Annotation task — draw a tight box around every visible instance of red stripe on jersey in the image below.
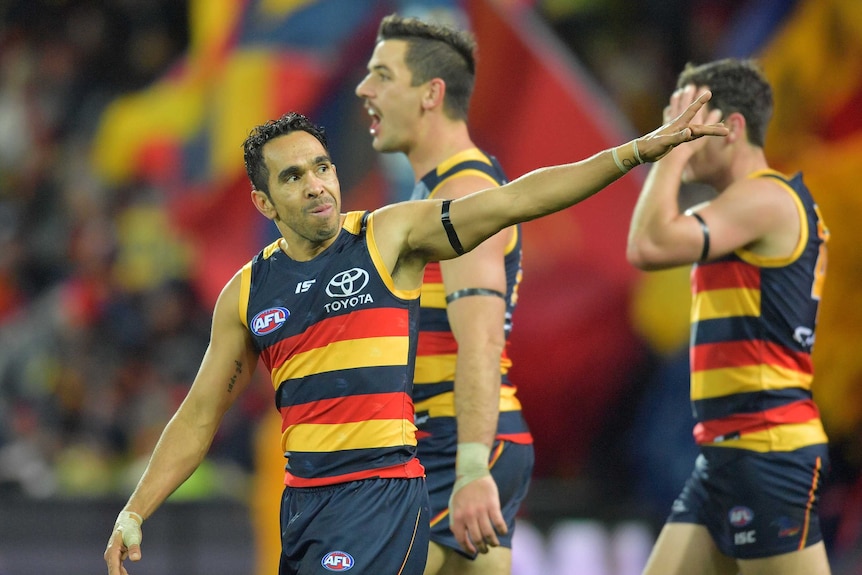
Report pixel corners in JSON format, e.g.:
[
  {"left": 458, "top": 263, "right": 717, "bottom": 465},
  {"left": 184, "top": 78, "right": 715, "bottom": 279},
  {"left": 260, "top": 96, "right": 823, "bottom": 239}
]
[
  {"left": 281, "top": 392, "right": 414, "bottom": 427},
  {"left": 692, "top": 340, "right": 814, "bottom": 374},
  {"left": 417, "top": 330, "right": 458, "bottom": 356},
  {"left": 423, "top": 263, "right": 443, "bottom": 284},
  {"left": 692, "top": 260, "right": 760, "bottom": 294},
  {"left": 261, "top": 307, "right": 409, "bottom": 369},
  {"left": 693, "top": 399, "right": 821, "bottom": 443},
  {"left": 285, "top": 458, "right": 426, "bottom": 487}
]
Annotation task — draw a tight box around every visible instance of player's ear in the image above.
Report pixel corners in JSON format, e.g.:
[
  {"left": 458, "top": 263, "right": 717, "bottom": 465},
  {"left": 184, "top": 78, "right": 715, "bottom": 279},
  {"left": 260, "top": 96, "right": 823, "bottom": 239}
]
[
  {"left": 422, "top": 78, "right": 445, "bottom": 111},
  {"left": 251, "top": 189, "right": 277, "bottom": 220},
  {"left": 725, "top": 112, "right": 746, "bottom": 143}
]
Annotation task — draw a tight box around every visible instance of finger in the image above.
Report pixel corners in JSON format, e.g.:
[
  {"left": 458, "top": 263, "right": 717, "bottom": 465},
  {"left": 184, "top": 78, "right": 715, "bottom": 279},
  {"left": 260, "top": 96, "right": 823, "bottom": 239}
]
[
  {"left": 678, "top": 90, "right": 712, "bottom": 124},
  {"left": 705, "top": 107, "right": 723, "bottom": 125},
  {"left": 452, "top": 520, "right": 476, "bottom": 555},
  {"left": 467, "top": 522, "right": 489, "bottom": 554},
  {"left": 491, "top": 509, "right": 508, "bottom": 536}
]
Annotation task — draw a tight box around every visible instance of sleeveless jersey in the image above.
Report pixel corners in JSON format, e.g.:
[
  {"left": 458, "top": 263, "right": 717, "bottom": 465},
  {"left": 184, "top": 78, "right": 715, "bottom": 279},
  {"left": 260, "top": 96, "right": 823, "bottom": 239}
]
[
  {"left": 239, "top": 211, "right": 425, "bottom": 487},
  {"left": 689, "top": 170, "right": 829, "bottom": 452},
  {"left": 409, "top": 148, "right": 532, "bottom": 444}
]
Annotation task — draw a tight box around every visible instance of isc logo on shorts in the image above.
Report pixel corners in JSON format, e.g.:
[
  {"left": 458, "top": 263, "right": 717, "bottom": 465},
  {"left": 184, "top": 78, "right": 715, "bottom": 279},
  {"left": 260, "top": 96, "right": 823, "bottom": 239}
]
[{"left": 321, "top": 550, "right": 354, "bottom": 571}]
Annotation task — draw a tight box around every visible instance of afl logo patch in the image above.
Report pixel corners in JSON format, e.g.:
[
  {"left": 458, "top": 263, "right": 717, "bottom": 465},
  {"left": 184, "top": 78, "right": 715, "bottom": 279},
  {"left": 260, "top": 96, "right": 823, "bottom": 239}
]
[
  {"left": 728, "top": 506, "right": 754, "bottom": 527},
  {"left": 326, "top": 268, "right": 369, "bottom": 297},
  {"left": 251, "top": 307, "right": 289, "bottom": 336},
  {"left": 321, "top": 550, "right": 354, "bottom": 571}
]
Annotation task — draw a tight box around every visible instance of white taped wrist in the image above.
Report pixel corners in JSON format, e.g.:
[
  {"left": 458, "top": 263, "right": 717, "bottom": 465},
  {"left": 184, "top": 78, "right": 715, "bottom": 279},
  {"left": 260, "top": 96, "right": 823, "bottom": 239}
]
[
  {"left": 115, "top": 510, "right": 143, "bottom": 547},
  {"left": 452, "top": 443, "right": 491, "bottom": 494}
]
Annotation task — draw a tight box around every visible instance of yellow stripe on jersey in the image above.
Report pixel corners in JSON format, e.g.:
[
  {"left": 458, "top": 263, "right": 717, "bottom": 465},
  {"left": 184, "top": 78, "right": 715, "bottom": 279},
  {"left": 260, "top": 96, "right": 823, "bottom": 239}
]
[
  {"left": 704, "top": 421, "right": 828, "bottom": 452},
  {"left": 420, "top": 283, "right": 447, "bottom": 309},
  {"left": 414, "top": 354, "right": 457, "bottom": 385},
  {"left": 271, "top": 336, "right": 409, "bottom": 386},
  {"left": 414, "top": 387, "right": 524, "bottom": 417},
  {"left": 238, "top": 260, "right": 253, "bottom": 329},
  {"left": 692, "top": 364, "right": 814, "bottom": 400},
  {"left": 735, "top": 170, "right": 809, "bottom": 268},
  {"left": 365, "top": 212, "right": 421, "bottom": 301},
  {"left": 282, "top": 418, "right": 417, "bottom": 453},
  {"left": 504, "top": 225, "right": 519, "bottom": 255},
  {"left": 692, "top": 287, "right": 760, "bottom": 320}
]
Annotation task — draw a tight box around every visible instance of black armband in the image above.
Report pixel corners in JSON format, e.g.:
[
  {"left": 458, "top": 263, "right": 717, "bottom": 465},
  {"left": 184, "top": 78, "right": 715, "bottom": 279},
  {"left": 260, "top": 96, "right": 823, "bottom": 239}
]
[
  {"left": 441, "top": 199, "right": 465, "bottom": 256},
  {"left": 445, "top": 287, "right": 507, "bottom": 304},
  {"left": 690, "top": 212, "right": 710, "bottom": 262}
]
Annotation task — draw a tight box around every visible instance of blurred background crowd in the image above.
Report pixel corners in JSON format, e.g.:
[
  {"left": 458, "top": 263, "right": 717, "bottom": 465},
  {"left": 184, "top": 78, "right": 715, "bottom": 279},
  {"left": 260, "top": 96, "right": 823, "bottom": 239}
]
[{"left": 1, "top": 0, "right": 861, "bottom": 573}]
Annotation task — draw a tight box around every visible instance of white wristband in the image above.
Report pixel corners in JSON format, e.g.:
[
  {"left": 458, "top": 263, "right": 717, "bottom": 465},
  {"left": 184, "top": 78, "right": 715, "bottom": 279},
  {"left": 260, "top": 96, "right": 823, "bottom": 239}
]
[
  {"left": 115, "top": 510, "right": 143, "bottom": 547},
  {"left": 611, "top": 146, "right": 630, "bottom": 174}
]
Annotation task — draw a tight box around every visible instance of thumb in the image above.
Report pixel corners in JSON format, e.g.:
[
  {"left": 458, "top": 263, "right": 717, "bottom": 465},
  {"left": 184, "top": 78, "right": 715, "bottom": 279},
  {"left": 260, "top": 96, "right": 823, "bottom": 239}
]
[
  {"left": 115, "top": 510, "right": 144, "bottom": 560},
  {"left": 127, "top": 543, "right": 142, "bottom": 562}
]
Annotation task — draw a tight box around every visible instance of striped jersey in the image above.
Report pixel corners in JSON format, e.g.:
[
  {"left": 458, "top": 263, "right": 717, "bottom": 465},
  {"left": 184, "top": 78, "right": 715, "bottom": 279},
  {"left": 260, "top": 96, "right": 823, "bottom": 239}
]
[
  {"left": 689, "top": 170, "right": 829, "bottom": 452},
  {"left": 409, "top": 148, "right": 532, "bottom": 444},
  {"left": 239, "top": 211, "right": 425, "bottom": 487}
]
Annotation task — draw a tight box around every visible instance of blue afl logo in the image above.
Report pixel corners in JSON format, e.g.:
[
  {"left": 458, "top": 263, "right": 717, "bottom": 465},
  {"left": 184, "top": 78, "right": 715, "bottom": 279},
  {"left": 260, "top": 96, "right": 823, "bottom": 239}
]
[
  {"left": 251, "top": 307, "right": 289, "bottom": 336},
  {"left": 321, "top": 550, "right": 354, "bottom": 571},
  {"left": 728, "top": 506, "right": 754, "bottom": 527}
]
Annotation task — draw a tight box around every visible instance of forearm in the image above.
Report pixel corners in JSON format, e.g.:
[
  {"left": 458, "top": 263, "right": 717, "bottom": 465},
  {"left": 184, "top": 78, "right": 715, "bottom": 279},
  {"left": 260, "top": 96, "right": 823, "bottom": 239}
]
[
  {"left": 123, "top": 407, "right": 220, "bottom": 520},
  {"left": 627, "top": 159, "right": 688, "bottom": 269},
  {"left": 499, "top": 144, "right": 635, "bottom": 226},
  {"left": 453, "top": 343, "right": 502, "bottom": 447}
]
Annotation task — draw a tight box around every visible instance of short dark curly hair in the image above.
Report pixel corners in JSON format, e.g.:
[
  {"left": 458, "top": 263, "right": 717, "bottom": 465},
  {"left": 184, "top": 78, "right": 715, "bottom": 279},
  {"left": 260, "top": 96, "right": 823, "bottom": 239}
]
[
  {"left": 242, "top": 112, "right": 328, "bottom": 196},
  {"left": 677, "top": 58, "right": 773, "bottom": 147}
]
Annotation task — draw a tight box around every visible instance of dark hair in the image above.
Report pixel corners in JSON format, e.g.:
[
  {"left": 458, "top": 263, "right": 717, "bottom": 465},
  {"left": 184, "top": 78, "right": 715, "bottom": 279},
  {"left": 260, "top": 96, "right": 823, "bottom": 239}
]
[
  {"left": 242, "top": 112, "right": 328, "bottom": 195},
  {"left": 377, "top": 13, "right": 476, "bottom": 120},
  {"left": 677, "top": 58, "right": 773, "bottom": 147}
]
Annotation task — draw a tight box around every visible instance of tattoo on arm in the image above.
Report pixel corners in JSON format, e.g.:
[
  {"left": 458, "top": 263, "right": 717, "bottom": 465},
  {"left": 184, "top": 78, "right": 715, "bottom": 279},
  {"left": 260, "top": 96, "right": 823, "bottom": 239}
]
[{"left": 227, "top": 360, "right": 243, "bottom": 393}]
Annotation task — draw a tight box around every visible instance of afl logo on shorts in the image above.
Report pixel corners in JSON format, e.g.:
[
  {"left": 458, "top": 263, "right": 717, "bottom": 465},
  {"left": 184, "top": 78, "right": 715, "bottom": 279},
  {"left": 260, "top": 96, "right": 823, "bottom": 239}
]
[
  {"left": 321, "top": 550, "right": 354, "bottom": 571},
  {"left": 728, "top": 506, "right": 754, "bottom": 527},
  {"left": 251, "top": 307, "right": 289, "bottom": 336}
]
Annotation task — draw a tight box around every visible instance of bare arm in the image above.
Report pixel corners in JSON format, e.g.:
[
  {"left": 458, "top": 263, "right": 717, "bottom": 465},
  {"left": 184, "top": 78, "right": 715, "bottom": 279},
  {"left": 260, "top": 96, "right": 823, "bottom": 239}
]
[
  {"left": 435, "top": 175, "right": 510, "bottom": 554},
  {"left": 372, "top": 90, "right": 727, "bottom": 288},
  {"left": 104, "top": 272, "right": 259, "bottom": 574},
  {"left": 627, "top": 86, "right": 800, "bottom": 270}
]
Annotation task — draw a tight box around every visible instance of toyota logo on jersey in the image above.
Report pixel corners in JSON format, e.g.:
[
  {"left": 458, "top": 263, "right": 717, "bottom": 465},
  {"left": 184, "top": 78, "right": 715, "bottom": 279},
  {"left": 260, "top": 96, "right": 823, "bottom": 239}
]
[{"left": 326, "top": 268, "right": 369, "bottom": 297}]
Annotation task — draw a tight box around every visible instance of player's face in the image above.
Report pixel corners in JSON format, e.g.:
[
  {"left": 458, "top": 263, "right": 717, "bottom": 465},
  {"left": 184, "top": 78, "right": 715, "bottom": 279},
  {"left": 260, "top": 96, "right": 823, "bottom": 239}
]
[
  {"left": 258, "top": 131, "right": 341, "bottom": 247},
  {"left": 355, "top": 39, "right": 424, "bottom": 154}
]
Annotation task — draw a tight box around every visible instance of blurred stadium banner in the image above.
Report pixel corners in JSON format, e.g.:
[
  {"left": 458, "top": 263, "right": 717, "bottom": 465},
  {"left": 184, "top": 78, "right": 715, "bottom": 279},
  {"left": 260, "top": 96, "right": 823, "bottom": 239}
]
[
  {"left": 88, "top": 0, "right": 862, "bottom": 484},
  {"left": 90, "top": 0, "right": 649, "bottom": 478}
]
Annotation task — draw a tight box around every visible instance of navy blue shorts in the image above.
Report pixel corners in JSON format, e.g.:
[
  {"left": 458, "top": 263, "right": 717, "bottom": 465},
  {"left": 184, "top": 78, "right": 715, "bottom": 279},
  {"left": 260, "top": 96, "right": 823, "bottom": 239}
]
[
  {"left": 667, "top": 444, "right": 829, "bottom": 559},
  {"left": 419, "top": 428, "right": 534, "bottom": 558},
  {"left": 279, "top": 477, "right": 429, "bottom": 574}
]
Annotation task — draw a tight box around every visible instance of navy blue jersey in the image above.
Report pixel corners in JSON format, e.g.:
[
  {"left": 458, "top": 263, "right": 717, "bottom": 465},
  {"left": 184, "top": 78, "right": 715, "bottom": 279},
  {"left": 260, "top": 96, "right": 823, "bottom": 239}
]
[
  {"left": 240, "top": 211, "right": 424, "bottom": 486},
  {"left": 409, "top": 148, "right": 531, "bottom": 444},
  {"left": 689, "top": 170, "right": 829, "bottom": 451}
]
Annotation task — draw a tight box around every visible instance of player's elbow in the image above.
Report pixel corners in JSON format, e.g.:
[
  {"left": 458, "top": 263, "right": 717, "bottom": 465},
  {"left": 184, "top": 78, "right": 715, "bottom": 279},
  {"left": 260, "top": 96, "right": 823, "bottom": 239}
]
[{"left": 626, "top": 238, "right": 670, "bottom": 271}]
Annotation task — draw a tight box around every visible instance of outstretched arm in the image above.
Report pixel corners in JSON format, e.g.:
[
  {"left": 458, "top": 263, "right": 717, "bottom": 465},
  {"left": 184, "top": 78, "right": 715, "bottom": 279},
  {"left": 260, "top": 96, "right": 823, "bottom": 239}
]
[
  {"left": 372, "top": 90, "right": 727, "bottom": 284},
  {"left": 104, "top": 273, "right": 259, "bottom": 575}
]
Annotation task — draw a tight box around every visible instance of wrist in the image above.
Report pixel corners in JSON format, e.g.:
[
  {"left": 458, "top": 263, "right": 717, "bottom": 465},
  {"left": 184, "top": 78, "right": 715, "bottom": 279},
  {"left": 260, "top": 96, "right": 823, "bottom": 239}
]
[
  {"left": 612, "top": 140, "right": 644, "bottom": 174},
  {"left": 455, "top": 442, "right": 491, "bottom": 481},
  {"left": 450, "top": 443, "right": 491, "bottom": 504}
]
